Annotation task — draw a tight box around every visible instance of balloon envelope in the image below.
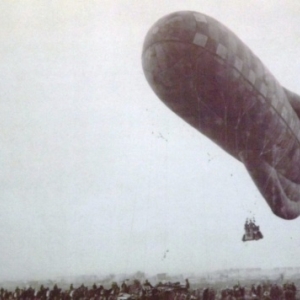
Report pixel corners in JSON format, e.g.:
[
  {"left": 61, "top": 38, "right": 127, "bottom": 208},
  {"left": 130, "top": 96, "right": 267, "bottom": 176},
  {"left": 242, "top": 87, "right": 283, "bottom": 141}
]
[{"left": 142, "top": 11, "right": 300, "bottom": 220}]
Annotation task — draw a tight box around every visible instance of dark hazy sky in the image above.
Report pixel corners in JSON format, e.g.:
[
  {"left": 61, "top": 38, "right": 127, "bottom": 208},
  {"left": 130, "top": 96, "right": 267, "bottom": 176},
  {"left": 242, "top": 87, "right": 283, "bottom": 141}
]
[{"left": 0, "top": 0, "right": 300, "bottom": 281}]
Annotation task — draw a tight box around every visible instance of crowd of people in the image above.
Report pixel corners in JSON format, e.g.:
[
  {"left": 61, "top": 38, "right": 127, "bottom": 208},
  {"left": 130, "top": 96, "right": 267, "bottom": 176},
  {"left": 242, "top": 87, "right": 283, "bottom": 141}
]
[
  {"left": 218, "top": 283, "right": 297, "bottom": 300},
  {"left": 0, "top": 280, "right": 297, "bottom": 300}
]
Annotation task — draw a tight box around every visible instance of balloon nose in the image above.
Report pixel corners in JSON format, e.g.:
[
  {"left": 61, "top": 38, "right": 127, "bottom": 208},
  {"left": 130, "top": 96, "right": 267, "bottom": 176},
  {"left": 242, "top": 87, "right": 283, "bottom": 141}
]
[
  {"left": 142, "top": 12, "right": 197, "bottom": 92},
  {"left": 142, "top": 11, "right": 196, "bottom": 54}
]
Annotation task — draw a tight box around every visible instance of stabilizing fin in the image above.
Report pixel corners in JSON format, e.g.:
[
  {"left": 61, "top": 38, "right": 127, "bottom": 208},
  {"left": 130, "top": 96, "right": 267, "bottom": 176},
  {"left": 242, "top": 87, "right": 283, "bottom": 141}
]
[{"left": 239, "top": 150, "right": 300, "bottom": 220}]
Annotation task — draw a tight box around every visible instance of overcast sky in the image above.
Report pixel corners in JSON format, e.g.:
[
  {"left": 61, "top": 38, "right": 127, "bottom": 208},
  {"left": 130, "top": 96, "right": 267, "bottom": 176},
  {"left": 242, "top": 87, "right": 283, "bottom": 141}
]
[{"left": 1, "top": 0, "right": 300, "bottom": 282}]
